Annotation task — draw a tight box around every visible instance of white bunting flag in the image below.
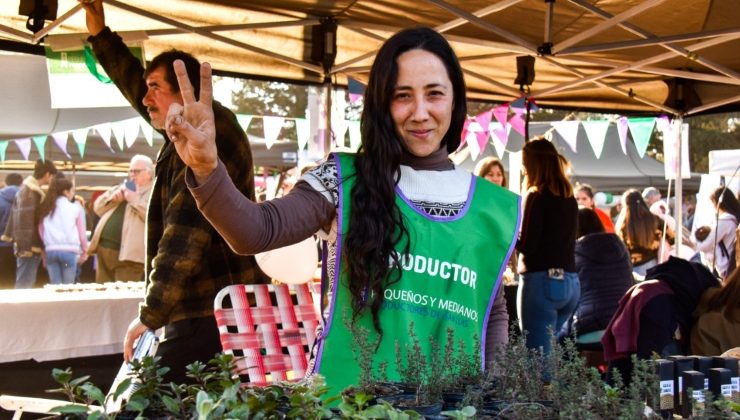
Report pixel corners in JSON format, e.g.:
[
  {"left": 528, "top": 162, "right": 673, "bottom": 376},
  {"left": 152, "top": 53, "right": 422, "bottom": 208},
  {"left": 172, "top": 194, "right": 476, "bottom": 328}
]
[
  {"left": 51, "top": 132, "right": 71, "bottom": 158},
  {"left": 139, "top": 118, "right": 154, "bottom": 146},
  {"left": 551, "top": 120, "right": 580, "bottom": 153},
  {"left": 94, "top": 123, "right": 114, "bottom": 151},
  {"left": 347, "top": 120, "right": 361, "bottom": 151},
  {"left": 262, "top": 116, "right": 284, "bottom": 149},
  {"left": 581, "top": 120, "right": 610, "bottom": 159}
]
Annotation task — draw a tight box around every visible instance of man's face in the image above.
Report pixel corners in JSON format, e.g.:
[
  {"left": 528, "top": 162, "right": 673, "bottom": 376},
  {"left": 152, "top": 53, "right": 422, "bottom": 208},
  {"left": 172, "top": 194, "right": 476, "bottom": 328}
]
[
  {"left": 129, "top": 160, "right": 153, "bottom": 188},
  {"left": 142, "top": 66, "right": 182, "bottom": 130}
]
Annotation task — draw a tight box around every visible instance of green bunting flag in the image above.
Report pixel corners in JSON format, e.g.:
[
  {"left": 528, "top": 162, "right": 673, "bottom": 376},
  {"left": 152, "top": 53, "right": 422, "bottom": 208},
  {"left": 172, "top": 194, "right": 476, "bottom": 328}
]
[
  {"left": 626, "top": 117, "right": 655, "bottom": 158},
  {"left": 32, "top": 135, "right": 47, "bottom": 161},
  {"left": 0, "top": 141, "right": 7, "bottom": 162}
]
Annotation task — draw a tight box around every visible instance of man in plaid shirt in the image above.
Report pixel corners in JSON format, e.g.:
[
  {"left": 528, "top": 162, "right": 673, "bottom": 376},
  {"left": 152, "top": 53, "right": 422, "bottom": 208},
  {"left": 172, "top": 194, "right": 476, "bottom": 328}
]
[{"left": 81, "top": 0, "right": 267, "bottom": 384}]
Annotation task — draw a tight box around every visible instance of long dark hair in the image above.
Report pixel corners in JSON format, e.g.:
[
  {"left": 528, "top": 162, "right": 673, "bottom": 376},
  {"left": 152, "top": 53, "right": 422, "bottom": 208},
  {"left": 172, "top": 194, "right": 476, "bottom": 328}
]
[
  {"left": 706, "top": 265, "right": 740, "bottom": 321},
  {"left": 38, "top": 177, "right": 73, "bottom": 220},
  {"left": 521, "top": 137, "right": 573, "bottom": 197},
  {"left": 345, "top": 27, "right": 467, "bottom": 333},
  {"left": 711, "top": 186, "right": 740, "bottom": 221}
]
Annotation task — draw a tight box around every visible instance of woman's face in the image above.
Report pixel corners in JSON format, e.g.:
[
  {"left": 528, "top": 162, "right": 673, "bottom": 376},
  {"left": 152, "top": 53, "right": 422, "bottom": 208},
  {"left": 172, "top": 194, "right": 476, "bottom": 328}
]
[
  {"left": 484, "top": 165, "right": 505, "bottom": 186},
  {"left": 575, "top": 190, "right": 594, "bottom": 208},
  {"left": 390, "top": 49, "right": 453, "bottom": 157}
]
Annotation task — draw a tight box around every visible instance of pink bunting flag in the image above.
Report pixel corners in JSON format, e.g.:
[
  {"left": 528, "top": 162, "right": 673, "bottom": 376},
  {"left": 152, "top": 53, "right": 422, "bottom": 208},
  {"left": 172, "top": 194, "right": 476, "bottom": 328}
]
[
  {"left": 509, "top": 113, "right": 526, "bottom": 137},
  {"left": 475, "top": 109, "right": 493, "bottom": 134},
  {"left": 617, "top": 117, "right": 629, "bottom": 155},
  {"left": 551, "top": 121, "right": 580, "bottom": 153},
  {"left": 492, "top": 104, "right": 509, "bottom": 126},
  {"left": 15, "top": 138, "right": 31, "bottom": 160},
  {"left": 51, "top": 132, "right": 71, "bottom": 158},
  {"left": 491, "top": 122, "right": 509, "bottom": 147}
]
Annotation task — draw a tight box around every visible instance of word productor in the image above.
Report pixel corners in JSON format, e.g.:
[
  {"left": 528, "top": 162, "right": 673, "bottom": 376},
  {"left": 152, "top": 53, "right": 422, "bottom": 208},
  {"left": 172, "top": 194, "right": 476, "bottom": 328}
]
[{"left": 391, "top": 252, "right": 477, "bottom": 289}]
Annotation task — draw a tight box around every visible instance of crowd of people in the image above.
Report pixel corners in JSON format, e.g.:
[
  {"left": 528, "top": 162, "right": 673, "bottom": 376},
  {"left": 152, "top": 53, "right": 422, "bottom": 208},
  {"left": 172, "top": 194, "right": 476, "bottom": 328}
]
[{"left": 0, "top": 0, "right": 736, "bottom": 392}]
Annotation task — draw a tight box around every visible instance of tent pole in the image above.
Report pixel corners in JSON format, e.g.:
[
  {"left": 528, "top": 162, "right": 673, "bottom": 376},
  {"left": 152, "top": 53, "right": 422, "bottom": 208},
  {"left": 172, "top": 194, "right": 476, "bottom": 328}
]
[
  {"left": 324, "top": 79, "right": 332, "bottom": 154},
  {"left": 560, "top": 27, "right": 740, "bottom": 55},
  {"left": 675, "top": 116, "right": 684, "bottom": 255}
]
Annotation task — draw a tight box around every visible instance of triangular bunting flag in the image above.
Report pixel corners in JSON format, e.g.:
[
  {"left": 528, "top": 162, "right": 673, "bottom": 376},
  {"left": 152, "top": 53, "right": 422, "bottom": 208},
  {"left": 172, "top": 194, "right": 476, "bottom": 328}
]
[
  {"left": 348, "top": 77, "right": 366, "bottom": 104},
  {"left": 509, "top": 113, "right": 526, "bottom": 137},
  {"left": 466, "top": 122, "right": 481, "bottom": 161},
  {"left": 262, "top": 116, "right": 284, "bottom": 149},
  {"left": 490, "top": 123, "right": 510, "bottom": 158},
  {"left": 94, "top": 123, "right": 114, "bottom": 152},
  {"left": 51, "top": 132, "right": 71, "bottom": 159},
  {"left": 492, "top": 104, "right": 509, "bottom": 126},
  {"left": 581, "top": 120, "right": 610, "bottom": 159},
  {"left": 331, "top": 118, "right": 348, "bottom": 149},
  {"left": 511, "top": 96, "right": 525, "bottom": 108},
  {"left": 236, "top": 115, "right": 253, "bottom": 132},
  {"left": 475, "top": 109, "right": 493, "bottom": 134},
  {"left": 15, "top": 138, "right": 31, "bottom": 160},
  {"left": 655, "top": 115, "right": 670, "bottom": 134},
  {"left": 32, "top": 135, "right": 47, "bottom": 161},
  {"left": 0, "top": 141, "right": 7, "bottom": 162},
  {"left": 123, "top": 118, "right": 140, "bottom": 148},
  {"left": 347, "top": 120, "right": 361, "bottom": 151},
  {"left": 72, "top": 128, "right": 89, "bottom": 158},
  {"left": 111, "top": 121, "right": 125, "bottom": 150},
  {"left": 460, "top": 119, "right": 472, "bottom": 147},
  {"left": 295, "top": 118, "right": 310, "bottom": 151},
  {"left": 490, "top": 122, "right": 510, "bottom": 148},
  {"left": 140, "top": 118, "right": 154, "bottom": 146},
  {"left": 551, "top": 120, "right": 580, "bottom": 152},
  {"left": 617, "top": 117, "right": 629, "bottom": 155},
  {"left": 627, "top": 117, "right": 656, "bottom": 158}
]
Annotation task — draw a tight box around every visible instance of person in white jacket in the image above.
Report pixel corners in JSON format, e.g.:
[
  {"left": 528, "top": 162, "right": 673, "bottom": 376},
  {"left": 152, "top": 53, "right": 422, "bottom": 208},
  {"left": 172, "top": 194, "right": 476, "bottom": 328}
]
[
  {"left": 694, "top": 187, "right": 739, "bottom": 281},
  {"left": 38, "top": 176, "right": 88, "bottom": 285}
]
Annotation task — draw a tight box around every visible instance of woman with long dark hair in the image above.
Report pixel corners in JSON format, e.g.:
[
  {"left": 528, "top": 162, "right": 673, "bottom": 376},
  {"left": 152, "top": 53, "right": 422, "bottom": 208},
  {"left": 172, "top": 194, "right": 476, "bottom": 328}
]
[
  {"left": 615, "top": 189, "right": 674, "bottom": 276},
  {"left": 694, "top": 187, "right": 740, "bottom": 281},
  {"left": 38, "top": 177, "right": 88, "bottom": 285},
  {"left": 516, "top": 137, "right": 579, "bottom": 357},
  {"left": 692, "top": 265, "right": 740, "bottom": 355},
  {"left": 164, "top": 27, "right": 520, "bottom": 393}
]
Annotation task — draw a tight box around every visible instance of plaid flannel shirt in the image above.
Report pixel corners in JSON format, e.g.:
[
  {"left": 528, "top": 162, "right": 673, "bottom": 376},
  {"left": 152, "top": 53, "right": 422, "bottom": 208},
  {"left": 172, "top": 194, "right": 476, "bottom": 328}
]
[{"left": 90, "top": 27, "right": 268, "bottom": 329}]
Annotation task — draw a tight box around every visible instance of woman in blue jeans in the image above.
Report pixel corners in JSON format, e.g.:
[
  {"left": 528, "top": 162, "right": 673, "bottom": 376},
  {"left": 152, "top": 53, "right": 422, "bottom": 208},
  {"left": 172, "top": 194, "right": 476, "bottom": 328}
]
[
  {"left": 38, "top": 177, "right": 88, "bottom": 285},
  {"left": 516, "top": 138, "right": 579, "bottom": 357}
]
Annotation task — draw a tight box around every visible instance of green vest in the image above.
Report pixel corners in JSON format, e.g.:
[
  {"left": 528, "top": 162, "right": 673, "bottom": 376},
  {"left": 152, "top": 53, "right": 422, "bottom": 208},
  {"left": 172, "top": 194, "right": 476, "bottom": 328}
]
[{"left": 313, "top": 153, "right": 520, "bottom": 395}]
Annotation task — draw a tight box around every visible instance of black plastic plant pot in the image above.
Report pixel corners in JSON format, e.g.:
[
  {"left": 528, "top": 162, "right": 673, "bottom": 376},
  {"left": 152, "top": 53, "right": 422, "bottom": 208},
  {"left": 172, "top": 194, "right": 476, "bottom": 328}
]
[{"left": 379, "top": 395, "right": 443, "bottom": 417}]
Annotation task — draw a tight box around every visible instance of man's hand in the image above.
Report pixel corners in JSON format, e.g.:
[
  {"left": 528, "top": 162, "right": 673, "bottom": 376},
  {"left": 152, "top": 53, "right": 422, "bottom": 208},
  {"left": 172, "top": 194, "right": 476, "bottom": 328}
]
[
  {"left": 123, "top": 318, "right": 150, "bottom": 362},
  {"left": 166, "top": 60, "right": 218, "bottom": 185},
  {"left": 78, "top": 0, "right": 105, "bottom": 36}
]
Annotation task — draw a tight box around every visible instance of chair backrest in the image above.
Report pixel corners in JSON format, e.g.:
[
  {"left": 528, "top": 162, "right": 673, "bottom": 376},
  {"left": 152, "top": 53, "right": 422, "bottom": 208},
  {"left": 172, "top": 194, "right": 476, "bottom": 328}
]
[{"left": 213, "top": 283, "right": 320, "bottom": 386}]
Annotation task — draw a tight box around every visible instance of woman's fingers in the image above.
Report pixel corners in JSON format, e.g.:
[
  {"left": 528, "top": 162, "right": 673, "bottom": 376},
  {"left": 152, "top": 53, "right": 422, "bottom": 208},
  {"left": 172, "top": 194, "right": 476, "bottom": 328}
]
[
  {"left": 199, "top": 62, "right": 213, "bottom": 107},
  {"left": 173, "top": 59, "right": 196, "bottom": 104}
]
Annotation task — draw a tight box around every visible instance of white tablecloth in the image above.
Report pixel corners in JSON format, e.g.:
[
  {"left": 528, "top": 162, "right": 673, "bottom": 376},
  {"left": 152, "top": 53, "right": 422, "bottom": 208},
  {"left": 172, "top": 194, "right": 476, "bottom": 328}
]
[{"left": 0, "top": 284, "right": 144, "bottom": 363}]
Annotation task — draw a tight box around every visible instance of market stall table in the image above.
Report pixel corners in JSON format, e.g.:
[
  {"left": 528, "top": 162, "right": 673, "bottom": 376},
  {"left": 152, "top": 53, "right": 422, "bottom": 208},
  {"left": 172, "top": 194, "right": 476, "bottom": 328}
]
[{"left": 0, "top": 283, "right": 143, "bottom": 364}]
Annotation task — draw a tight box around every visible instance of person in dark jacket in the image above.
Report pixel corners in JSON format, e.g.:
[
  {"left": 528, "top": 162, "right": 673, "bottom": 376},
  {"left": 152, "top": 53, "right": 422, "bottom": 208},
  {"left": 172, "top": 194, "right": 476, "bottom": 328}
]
[
  {"left": 602, "top": 257, "right": 720, "bottom": 386},
  {"left": 80, "top": 0, "right": 267, "bottom": 384},
  {"left": 560, "top": 208, "right": 633, "bottom": 344},
  {"left": 0, "top": 173, "right": 23, "bottom": 288}
]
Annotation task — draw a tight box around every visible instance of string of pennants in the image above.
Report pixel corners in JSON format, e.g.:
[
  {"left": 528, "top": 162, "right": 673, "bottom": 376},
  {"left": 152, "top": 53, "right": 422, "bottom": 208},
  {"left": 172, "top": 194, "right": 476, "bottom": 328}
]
[
  {"left": 460, "top": 96, "right": 673, "bottom": 161},
  {"left": 0, "top": 114, "right": 367, "bottom": 162}
]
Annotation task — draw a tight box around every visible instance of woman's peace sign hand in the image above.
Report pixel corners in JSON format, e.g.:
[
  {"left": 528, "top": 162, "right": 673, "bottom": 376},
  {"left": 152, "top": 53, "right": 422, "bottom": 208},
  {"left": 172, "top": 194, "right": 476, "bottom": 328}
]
[{"left": 166, "top": 59, "right": 218, "bottom": 184}]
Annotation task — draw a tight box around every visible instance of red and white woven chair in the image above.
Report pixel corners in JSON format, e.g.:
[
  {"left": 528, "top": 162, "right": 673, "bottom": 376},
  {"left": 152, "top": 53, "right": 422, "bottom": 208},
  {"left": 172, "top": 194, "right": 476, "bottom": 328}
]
[{"left": 213, "top": 283, "right": 320, "bottom": 386}]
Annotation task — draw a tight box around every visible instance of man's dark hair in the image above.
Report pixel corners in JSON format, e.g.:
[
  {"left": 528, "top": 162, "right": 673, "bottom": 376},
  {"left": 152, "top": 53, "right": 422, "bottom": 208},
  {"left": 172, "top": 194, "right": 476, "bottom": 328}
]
[
  {"left": 4, "top": 173, "right": 22, "bottom": 186},
  {"left": 145, "top": 50, "right": 201, "bottom": 98},
  {"left": 33, "top": 159, "right": 57, "bottom": 179}
]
